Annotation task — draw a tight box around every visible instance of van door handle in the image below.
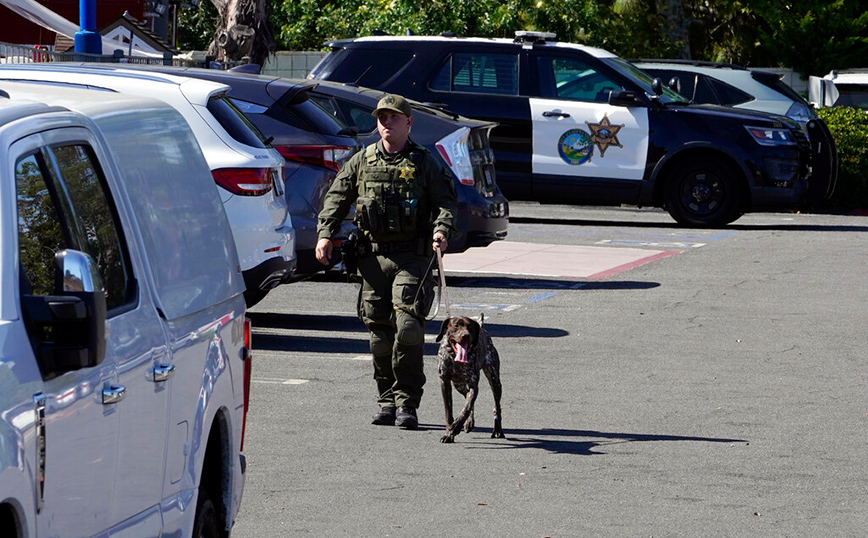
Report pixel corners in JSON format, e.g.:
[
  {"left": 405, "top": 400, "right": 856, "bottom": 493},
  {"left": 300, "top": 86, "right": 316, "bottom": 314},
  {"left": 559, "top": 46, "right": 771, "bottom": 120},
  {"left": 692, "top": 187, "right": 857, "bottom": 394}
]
[
  {"left": 102, "top": 384, "right": 126, "bottom": 405},
  {"left": 543, "top": 111, "right": 571, "bottom": 118},
  {"left": 153, "top": 363, "right": 175, "bottom": 382}
]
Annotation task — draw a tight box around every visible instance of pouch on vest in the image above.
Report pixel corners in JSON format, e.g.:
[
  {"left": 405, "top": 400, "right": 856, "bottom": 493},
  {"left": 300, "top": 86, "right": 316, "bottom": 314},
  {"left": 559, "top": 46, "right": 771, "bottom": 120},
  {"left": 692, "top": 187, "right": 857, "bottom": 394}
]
[
  {"left": 355, "top": 196, "right": 382, "bottom": 232},
  {"left": 384, "top": 187, "right": 403, "bottom": 232}
]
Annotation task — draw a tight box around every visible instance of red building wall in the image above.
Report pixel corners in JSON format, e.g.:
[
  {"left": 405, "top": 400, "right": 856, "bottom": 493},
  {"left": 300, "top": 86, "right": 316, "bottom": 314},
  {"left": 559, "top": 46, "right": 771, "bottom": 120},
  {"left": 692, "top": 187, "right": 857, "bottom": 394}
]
[{"left": 0, "top": 0, "right": 144, "bottom": 46}]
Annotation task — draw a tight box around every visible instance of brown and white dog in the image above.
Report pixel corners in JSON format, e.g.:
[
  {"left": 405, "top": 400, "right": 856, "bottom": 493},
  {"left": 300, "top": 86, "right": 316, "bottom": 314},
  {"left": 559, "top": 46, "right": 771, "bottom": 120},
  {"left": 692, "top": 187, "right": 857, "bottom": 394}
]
[{"left": 435, "top": 314, "right": 504, "bottom": 443}]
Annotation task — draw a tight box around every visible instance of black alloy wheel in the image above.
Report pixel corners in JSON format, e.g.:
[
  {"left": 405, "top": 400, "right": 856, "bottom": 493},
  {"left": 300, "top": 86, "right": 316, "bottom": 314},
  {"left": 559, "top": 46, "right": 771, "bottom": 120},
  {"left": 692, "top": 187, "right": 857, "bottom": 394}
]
[{"left": 665, "top": 156, "right": 742, "bottom": 227}]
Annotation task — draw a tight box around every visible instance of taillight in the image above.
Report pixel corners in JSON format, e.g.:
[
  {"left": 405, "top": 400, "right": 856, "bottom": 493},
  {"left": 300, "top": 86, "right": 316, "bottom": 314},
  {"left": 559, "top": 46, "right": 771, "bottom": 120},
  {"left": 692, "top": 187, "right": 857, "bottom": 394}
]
[
  {"left": 212, "top": 167, "right": 274, "bottom": 196},
  {"left": 241, "top": 317, "right": 252, "bottom": 451},
  {"left": 436, "top": 127, "right": 474, "bottom": 185},
  {"left": 275, "top": 145, "right": 354, "bottom": 172}
]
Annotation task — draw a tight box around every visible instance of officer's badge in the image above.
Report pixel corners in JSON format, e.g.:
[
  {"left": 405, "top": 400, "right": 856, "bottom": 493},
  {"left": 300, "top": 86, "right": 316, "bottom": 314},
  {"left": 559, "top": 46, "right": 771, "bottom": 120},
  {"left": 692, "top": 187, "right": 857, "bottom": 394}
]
[
  {"left": 585, "top": 114, "right": 624, "bottom": 157},
  {"left": 399, "top": 166, "right": 415, "bottom": 181}
]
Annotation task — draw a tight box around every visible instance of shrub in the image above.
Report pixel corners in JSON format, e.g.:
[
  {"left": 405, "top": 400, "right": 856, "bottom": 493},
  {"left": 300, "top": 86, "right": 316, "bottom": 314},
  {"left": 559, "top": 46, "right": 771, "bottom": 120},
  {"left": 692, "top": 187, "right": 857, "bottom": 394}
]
[{"left": 817, "top": 107, "right": 868, "bottom": 212}]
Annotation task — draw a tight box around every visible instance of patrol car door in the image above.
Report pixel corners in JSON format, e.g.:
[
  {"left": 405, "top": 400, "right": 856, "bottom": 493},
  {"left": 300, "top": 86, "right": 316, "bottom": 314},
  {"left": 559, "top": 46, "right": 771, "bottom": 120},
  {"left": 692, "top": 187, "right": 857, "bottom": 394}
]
[{"left": 529, "top": 53, "right": 649, "bottom": 200}]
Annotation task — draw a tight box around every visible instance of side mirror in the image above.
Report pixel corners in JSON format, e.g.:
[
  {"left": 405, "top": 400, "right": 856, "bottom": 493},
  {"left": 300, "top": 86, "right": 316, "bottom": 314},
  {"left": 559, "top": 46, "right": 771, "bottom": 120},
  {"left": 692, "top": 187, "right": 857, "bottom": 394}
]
[
  {"left": 608, "top": 90, "right": 641, "bottom": 107},
  {"left": 22, "top": 249, "right": 107, "bottom": 378},
  {"left": 650, "top": 78, "right": 665, "bottom": 95},
  {"left": 667, "top": 76, "right": 681, "bottom": 94}
]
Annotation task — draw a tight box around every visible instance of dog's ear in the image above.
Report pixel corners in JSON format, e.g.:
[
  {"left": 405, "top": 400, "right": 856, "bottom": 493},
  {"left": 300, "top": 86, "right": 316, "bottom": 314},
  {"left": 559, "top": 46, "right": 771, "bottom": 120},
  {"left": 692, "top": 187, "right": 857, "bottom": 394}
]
[
  {"left": 436, "top": 317, "right": 451, "bottom": 342},
  {"left": 468, "top": 318, "right": 481, "bottom": 345}
]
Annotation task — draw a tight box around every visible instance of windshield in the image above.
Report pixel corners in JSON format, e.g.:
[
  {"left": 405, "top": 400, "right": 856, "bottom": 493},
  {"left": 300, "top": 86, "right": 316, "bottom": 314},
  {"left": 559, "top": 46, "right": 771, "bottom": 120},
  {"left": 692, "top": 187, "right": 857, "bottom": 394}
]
[{"left": 602, "top": 57, "right": 689, "bottom": 104}]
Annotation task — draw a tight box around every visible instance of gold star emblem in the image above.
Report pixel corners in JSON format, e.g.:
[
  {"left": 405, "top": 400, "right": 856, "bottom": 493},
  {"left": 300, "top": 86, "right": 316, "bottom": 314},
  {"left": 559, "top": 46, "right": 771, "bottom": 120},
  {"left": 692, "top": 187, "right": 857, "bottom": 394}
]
[
  {"left": 586, "top": 114, "right": 624, "bottom": 157},
  {"left": 399, "top": 166, "right": 415, "bottom": 181}
]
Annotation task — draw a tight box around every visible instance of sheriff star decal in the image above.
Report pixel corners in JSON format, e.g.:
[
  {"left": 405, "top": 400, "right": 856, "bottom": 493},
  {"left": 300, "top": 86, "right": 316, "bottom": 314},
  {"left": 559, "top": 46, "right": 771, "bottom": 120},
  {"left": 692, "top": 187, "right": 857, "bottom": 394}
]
[{"left": 586, "top": 114, "right": 625, "bottom": 157}]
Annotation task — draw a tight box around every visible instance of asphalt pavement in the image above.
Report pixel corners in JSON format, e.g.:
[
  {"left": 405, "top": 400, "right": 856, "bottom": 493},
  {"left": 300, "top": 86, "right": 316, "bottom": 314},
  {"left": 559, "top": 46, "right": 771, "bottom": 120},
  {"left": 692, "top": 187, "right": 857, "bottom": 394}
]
[{"left": 235, "top": 203, "right": 868, "bottom": 538}]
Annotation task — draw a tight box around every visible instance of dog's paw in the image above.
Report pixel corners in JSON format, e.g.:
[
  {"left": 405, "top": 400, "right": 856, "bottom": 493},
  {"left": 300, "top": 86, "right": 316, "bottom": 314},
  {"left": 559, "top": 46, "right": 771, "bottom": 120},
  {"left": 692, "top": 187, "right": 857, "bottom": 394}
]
[
  {"left": 440, "top": 434, "right": 455, "bottom": 443},
  {"left": 491, "top": 430, "right": 505, "bottom": 439},
  {"left": 464, "top": 421, "right": 474, "bottom": 433}
]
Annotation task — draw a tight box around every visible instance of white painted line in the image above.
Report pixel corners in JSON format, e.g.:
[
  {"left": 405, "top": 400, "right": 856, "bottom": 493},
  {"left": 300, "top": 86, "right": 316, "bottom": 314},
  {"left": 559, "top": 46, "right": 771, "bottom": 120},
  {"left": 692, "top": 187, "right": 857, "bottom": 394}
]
[
  {"left": 252, "top": 378, "right": 310, "bottom": 385},
  {"left": 596, "top": 239, "right": 705, "bottom": 248}
]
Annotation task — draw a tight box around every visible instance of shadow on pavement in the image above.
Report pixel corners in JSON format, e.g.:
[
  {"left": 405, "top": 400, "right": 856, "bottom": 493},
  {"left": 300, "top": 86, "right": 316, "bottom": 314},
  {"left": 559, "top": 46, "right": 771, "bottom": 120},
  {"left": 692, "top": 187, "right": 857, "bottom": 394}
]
[
  {"left": 447, "top": 276, "right": 659, "bottom": 291},
  {"left": 248, "top": 312, "right": 570, "bottom": 353},
  {"left": 512, "top": 215, "right": 868, "bottom": 233},
  {"left": 440, "top": 427, "right": 747, "bottom": 455}
]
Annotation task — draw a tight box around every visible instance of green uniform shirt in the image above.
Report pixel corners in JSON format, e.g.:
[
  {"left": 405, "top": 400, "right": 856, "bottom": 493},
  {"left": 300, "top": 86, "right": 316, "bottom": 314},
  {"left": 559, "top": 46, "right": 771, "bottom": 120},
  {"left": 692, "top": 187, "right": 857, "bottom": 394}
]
[{"left": 317, "top": 139, "right": 458, "bottom": 244}]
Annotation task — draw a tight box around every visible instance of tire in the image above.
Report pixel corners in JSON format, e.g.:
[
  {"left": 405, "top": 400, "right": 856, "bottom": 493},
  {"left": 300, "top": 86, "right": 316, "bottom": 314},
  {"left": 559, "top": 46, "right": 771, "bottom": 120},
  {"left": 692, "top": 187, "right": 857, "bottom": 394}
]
[
  {"left": 192, "top": 488, "right": 220, "bottom": 538},
  {"left": 664, "top": 156, "right": 742, "bottom": 227}
]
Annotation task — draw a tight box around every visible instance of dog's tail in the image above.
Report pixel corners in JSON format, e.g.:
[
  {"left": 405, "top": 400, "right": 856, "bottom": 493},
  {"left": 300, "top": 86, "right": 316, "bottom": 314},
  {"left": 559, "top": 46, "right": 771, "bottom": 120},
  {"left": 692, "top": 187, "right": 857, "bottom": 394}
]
[{"left": 479, "top": 312, "right": 485, "bottom": 327}]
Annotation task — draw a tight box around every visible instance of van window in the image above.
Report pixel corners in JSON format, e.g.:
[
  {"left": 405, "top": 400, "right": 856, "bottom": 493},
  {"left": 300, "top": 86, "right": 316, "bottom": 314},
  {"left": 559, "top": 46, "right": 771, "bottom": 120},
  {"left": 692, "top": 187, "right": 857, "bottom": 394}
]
[
  {"left": 17, "top": 144, "right": 133, "bottom": 311},
  {"left": 432, "top": 53, "right": 519, "bottom": 95}
]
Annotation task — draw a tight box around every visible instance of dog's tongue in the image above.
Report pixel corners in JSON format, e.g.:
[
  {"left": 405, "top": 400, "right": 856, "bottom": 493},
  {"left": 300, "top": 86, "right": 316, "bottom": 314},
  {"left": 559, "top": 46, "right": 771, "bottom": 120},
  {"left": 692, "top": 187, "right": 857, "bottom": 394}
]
[{"left": 452, "top": 343, "right": 469, "bottom": 363}]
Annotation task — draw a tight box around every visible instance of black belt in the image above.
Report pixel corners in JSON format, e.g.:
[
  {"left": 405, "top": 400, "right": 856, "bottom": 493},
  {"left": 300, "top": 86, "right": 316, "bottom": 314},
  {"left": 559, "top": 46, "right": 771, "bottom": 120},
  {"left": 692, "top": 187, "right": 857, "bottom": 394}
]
[{"left": 369, "top": 240, "right": 418, "bottom": 254}]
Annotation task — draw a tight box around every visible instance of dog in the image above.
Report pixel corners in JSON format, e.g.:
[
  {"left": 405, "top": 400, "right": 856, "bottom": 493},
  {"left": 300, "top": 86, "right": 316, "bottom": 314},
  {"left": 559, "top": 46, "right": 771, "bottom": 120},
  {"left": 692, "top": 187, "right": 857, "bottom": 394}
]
[{"left": 435, "top": 313, "right": 504, "bottom": 443}]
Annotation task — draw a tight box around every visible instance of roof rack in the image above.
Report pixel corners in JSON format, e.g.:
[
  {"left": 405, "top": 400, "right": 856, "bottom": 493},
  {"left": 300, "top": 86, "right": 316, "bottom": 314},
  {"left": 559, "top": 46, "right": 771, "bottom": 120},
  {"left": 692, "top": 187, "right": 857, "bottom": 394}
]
[{"left": 514, "top": 31, "right": 556, "bottom": 46}]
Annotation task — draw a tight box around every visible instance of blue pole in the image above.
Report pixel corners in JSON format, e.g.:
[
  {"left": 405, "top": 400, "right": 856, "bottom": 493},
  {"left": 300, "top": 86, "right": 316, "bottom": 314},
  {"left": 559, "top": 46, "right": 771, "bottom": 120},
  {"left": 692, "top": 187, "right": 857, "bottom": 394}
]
[{"left": 74, "top": 0, "right": 102, "bottom": 54}]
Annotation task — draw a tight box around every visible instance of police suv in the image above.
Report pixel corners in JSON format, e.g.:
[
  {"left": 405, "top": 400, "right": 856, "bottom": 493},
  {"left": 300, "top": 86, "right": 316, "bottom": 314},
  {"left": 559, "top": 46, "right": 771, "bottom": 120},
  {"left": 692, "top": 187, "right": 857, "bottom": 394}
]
[{"left": 311, "top": 32, "right": 822, "bottom": 227}]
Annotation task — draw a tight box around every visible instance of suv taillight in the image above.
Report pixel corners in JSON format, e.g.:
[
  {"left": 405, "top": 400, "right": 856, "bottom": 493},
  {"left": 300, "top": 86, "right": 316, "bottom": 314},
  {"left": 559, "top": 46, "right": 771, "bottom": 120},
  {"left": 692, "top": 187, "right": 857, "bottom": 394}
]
[
  {"left": 436, "top": 127, "right": 474, "bottom": 186},
  {"left": 275, "top": 145, "right": 354, "bottom": 172},
  {"left": 241, "top": 317, "right": 252, "bottom": 451},
  {"left": 212, "top": 168, "right": 274, "bottom": 196}
]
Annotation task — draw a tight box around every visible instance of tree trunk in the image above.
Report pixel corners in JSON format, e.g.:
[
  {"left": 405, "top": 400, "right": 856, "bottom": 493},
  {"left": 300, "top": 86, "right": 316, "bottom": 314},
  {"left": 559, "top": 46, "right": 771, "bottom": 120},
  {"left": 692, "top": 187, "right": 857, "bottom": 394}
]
[
  {"left": 656, "top": 0, "right": 691, "bottom": 59},
  {"left": 207, "top": 0, "right": 274, "bottom": 66}
]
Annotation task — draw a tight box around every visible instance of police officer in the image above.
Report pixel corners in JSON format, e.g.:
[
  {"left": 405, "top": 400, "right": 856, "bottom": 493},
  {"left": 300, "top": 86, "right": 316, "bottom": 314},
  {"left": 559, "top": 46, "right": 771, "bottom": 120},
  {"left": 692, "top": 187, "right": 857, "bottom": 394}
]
[{"left": 315, "top": 94, "right": 457, "bottom": 429}]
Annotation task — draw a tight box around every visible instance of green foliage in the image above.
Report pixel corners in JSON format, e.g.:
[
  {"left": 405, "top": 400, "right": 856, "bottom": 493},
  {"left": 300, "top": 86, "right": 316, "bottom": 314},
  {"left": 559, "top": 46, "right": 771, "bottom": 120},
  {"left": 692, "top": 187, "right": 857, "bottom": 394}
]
[
  {"left": 817, "top": 107, "right": 868, "bottom": 211},
  {"left": 177, "top": 0, "right": 220, "bottom": 52},
  {"left": 265, "top": 0, "right": 868, "bottom": 76},
  {"left": 756, "top": 1, "right": 868, "bottom": 76}
]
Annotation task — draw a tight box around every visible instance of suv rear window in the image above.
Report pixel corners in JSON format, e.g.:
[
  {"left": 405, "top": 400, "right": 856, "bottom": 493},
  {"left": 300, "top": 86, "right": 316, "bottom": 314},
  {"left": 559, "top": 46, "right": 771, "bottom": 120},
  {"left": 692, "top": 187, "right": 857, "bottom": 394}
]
[
  {"left": 431, "top": 53, "right": 519, "bottom": 95},
  {"left": 312, "top": 48, "right": 413, "bottom": 88},
  {"left": 207, "top": 95, "right": 268, "bottom": 148}
]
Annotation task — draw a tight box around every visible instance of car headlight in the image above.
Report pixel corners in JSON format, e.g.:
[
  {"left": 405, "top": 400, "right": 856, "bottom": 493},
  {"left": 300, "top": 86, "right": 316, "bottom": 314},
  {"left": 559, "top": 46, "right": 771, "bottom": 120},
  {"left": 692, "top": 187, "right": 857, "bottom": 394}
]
[{"left": 745, "top": 126, "right": 797, "bottom": 146}]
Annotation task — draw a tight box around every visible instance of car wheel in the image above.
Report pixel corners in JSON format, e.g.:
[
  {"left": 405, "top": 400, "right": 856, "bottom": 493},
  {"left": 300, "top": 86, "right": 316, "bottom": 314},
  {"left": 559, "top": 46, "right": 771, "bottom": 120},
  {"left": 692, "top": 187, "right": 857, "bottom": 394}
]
[
  {"left": 192, "top": 488, "right": 220, "bottom": 538},
  {"left": 665, "top": 156, "right": 742, "bottom": 227}
]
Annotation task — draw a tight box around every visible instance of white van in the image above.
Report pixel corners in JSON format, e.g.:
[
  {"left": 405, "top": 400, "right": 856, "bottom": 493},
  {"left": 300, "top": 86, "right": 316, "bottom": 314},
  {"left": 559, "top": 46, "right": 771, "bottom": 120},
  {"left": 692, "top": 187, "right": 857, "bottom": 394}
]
[
  {"left": 809, "top": 69, "right": 868, "bottom": 110},
  {"left": 0, "top": 63, "right": 295, "bottom": 306},
  {"left": 0, "top": 81, "right": 249, "bottom": 537}
]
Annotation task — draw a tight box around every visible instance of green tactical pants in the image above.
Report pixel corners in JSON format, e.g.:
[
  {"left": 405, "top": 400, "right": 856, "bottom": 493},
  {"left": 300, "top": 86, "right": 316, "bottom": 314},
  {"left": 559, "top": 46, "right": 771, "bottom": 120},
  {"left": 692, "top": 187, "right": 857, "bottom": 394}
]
[{"left": 357, "top": 251, "right": 436, "bottom": 410}]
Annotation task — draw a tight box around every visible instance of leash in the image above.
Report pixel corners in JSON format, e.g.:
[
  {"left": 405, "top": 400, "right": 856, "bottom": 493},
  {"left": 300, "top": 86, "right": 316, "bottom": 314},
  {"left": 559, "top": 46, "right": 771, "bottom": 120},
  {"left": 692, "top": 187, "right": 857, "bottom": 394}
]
[
  {"left": 423, "top": 244, "right": 450, "bottom": 321},
  {"left": 435, "top": 244, "right": 450, "bottom": 319}
]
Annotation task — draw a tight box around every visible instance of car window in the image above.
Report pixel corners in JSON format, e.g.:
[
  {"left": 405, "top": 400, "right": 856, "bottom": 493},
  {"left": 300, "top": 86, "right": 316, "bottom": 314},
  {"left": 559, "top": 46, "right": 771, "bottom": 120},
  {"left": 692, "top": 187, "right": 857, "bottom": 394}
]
[
  {"left": 285, "top": 99, "right": 350, "bottom": 134},
  {"left": 207, "top": 94, "right": 269, "bottom": 148},
  {"left": 536, "top": 55, "right": 620, "bottom": 102},
  {"left": 693, "top": 76, "right": 721, "bottom": 104},
  {"left": 705, "top": 76, "right": 753, "bottom": 106},
  {"left": 431, "top": 53, "right": 519, "bottom": 95},
  {"left": 831, "top": 84, "right": 868, "bottom": 109},
  {"left": 313, "top": 48, "right": 414, "bottom": 87},
  {"left": 17, "top": 144, "right": 132, "bottom": 311},
  {"left": 602, "top": 58, "right": 687, "bottom": 104},
  {"left": 644, "top": 69, "right": 698, "bottom": 100}
]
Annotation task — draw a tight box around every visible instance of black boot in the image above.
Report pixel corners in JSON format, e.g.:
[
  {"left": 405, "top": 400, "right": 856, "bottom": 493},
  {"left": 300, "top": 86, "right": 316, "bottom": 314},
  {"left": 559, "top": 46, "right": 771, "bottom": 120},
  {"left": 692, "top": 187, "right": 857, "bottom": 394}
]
[
  {"left": 395, "top": 406, "right": 418, "bottom": 429},
  {"left": 371, "top": 406, "right": 396, "bottom": 426}
]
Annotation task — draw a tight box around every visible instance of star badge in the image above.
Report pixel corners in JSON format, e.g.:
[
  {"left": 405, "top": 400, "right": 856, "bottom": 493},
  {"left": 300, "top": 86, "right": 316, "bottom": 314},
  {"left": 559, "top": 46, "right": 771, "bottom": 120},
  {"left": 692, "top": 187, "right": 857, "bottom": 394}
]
[
  {"left": 585, "top": 114, "right": 625, "bottom": 157},
  {"left": 399, "top": 166, "right": 415, "bottom": 181}
]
